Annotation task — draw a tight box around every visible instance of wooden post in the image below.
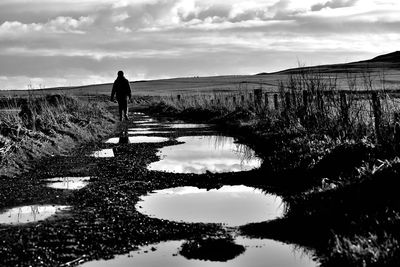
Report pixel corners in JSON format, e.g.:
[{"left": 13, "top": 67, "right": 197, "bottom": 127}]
[
  {"left": 241, "top": 95, "right": 245, "bottom": 103},
  {"left": 273, "top": 94, "right": 279, "bottom": 110},
  {"left": 340, "top": 92, "right": 349, "bottom": 127},
  {"left": 264, "top": 93, "right": 269, "bottom": 109},
  {"left": 254, "top": 89, "right": 262, "bottom": 109},
  {"left": 371, "top": 91, "right": 382, "bottom": 144},
  {"left": 285, "top": 92, "right": 291, "bottom": 110},
  {"left": 177, "top": 94, "right": 181, "bottom": 101},
  {"left": 317, "top": 91, "right": 324, "bottom": 112},
  {"left": 217, "top": 98, "right": 220, "bottom": 105},
  {"left": 232, "top": 96, "right": 236, "bottom": 105}
]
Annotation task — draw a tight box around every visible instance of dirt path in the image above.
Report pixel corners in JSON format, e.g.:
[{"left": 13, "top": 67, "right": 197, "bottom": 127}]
[{"left": 0, "top": 111, "right": 280, "bottom": 266}]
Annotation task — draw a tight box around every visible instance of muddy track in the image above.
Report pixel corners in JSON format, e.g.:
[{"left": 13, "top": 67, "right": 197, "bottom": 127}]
[{"left": 0, "top": 111, "right": 289, "bottom": 266}]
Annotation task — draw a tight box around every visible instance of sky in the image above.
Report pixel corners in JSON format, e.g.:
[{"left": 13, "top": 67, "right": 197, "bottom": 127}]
[{"left": 0, "top": 0, "right": 399, "bottom": 90}]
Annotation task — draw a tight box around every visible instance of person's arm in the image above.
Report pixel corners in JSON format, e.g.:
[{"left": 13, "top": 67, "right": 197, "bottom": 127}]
[
  {"left": 111, "top": 82, "right": 116, "bottom": 101},
  {"left": 127, "top": 80, "right": 132, "bottom": 101}
]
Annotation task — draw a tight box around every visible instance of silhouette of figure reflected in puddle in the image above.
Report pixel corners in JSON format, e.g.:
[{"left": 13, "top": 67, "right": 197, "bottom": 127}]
[{"left": 118, "top": 130, "right": 129, "bottom": 144}]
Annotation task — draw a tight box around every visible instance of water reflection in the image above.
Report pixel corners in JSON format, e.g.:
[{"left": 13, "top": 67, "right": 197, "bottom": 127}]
[
  {"left": 80, "top": 237, "right": 317, "bottom": 267},
  {"left": 147, "top": 136, "right": 262, "bottom": 174},
  {"left": 105, "top": 136, "right": 169, "bottom": 144},
  {"left": 0, "top": 205, "right": 70, "bottom": 225},
  {"left": 136, "top": 185, "right": 283, "bottom": 227},
  {"left": 166, "top": 124, "right": 211, "bottom": 129},
  {"left": 91, "top": 149, "right": 114, "bottom": 158},
  {"left": 45, "top": 177, "right": 90, "bottom": 190},
  {"left": 128, "top": 131, "right": 172, "bottom": 135}
]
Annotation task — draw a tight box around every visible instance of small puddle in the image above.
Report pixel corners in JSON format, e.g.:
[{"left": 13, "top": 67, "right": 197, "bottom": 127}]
[
  {"left": 133, "top": 119, "right": 155, "bottom": 123},
  {"left": 147, "top": 136, "right": 262, "bottom": 174},
  {"left": 0, "top": 205, "right": 70, "bottom": 225},
  {"left": 136, "top": 185, "right": 283, "bottom": 227},
  {"left": 128, "top": 131, "right": 172, "bottom": 135},
  {"left": 106, "top": 136, "right": 169, "bottom": 144},
  {"left": 80, "top": 237, "right": 317, "bottom": 267},
  {"left": 45, "top": 177, "right": 90, "bottom": 190},
  {"left": 91, "top": 149, "right": 114, "bottom": 158},
  {"left": 166, "top": 123, "right": 210, "bottom": 129}
]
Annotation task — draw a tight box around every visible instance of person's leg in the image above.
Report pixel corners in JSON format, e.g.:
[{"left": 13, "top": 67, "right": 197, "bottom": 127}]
[
  {"left": 123, "top": 96, "right": 129, "bottom": 120},
  {"left": 118, "top": 102, "right": 123, "bottom": 121}
]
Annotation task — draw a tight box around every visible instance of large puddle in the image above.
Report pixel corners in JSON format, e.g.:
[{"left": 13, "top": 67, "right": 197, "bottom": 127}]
[
  {"left": 166, "top": 123, "right": 211, "bottom": 129},
  {"left": 136, "top": 185, "right": 283, "bottom": 227},
  {"left": 81, "top": 237, "right": 317, "bottom": 267},
  {"left": 147, "top": 136, "right": 262, "bottom": 174},
  {"left": 0, "top": 205, "right": 70, "bottom": 225},
  {"left": 105, "top": 136, "right": 169, "bottom": 144},
  {"left": 45, "top": 177, "right": 90, "bottom": 190}
]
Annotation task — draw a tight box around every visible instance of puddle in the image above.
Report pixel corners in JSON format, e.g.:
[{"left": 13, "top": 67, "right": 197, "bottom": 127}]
[
  {"left": 136, "top": 185, "right": 283, "bottom": 227},
  {"left": 45, "top": 177, "right": 90, "bottom": 190},
  {"left": 80, "top": 237, "right": 317, "bottom": 267},
  {"left": 133, "top": 119, "right": 155, "bottom": 123},
  {"left": 106, "top": 136, "right": 169, "bottom": 144},
  {"left": 166, "top": 123, "right": 210, "bottom": 129},
  {"left": 128, "top": 128, "right": 151, "bottom": 131},
  {"left": 0, "top": 205, "right": 70, "bottom": 225},
  {"left": 147, "top": 136, "right": 261, "bottom": 174},
  {"left": 132, "top": 112, "right": 145, "bottom": 115},
  {"left": 91, "top": 149, "right": 114, "bottom": 158},
  {"left": 128, "top": 131, "right": 172, "bottom": 135}
]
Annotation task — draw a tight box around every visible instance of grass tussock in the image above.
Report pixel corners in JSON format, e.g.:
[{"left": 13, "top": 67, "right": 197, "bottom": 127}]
[{"left": 0, "top": 94, "right": 115, "bottom": 177}]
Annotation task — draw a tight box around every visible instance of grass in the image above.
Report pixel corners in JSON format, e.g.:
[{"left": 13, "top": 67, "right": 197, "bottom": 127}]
[
  {"left": 0, "top": 94, "right": 115, "bottom": 178},
  {"left": 147, "top": 69, "right": 400, "bottom": 266}
]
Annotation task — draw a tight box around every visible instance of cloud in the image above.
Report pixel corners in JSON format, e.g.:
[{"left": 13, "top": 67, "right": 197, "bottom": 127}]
[
  {"left": 311, "top": 0, "right": 359, "bottom": 11},
  {"left": 0, "top": 0, "right": 400, "bottom": 90}
]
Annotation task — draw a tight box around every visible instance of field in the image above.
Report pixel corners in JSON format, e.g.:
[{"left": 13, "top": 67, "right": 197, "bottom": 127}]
[{"left": 1, "top": 52, "right": 400, "bottom": 266}]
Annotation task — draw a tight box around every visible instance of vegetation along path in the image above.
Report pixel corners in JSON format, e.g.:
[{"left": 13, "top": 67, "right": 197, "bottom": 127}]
[{"left": 0, "top": 109, "right": 320, "bottom": 267}]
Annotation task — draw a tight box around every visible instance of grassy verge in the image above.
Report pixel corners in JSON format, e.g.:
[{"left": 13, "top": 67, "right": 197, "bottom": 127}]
[
  {"left": 147, "top": 74, "right": 400, "bottom": 266},
  {"left": 0, "top": 94, "right": 115, "bottom": 178}
]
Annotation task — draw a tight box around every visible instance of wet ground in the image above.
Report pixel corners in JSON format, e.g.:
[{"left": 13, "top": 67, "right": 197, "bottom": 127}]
[{"left": 0, "top": 111, "right": 319, "bottom": 266}]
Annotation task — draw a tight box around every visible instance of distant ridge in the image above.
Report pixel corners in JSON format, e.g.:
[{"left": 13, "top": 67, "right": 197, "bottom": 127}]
[{"left": 257, "top": 51, "right": 400, "bottom": 75}]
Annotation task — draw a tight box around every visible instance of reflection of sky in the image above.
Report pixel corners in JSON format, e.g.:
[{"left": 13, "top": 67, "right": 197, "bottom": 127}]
[
  {"left": 45, "top": 177, "right": 90, "bottom": 190},
  {"left": 128, "top": 131, "right": 172, "bottom": 135},
  {"left": 105, "top": 136, "right": 169, "bottom": 144},
  {"left": 147, "top": 136, "right": 261, "bottom": 174},
  {"left": 166, "top": 124, "right": 210, "bottom": 129},
  {"left": 0, "top": 205, "right": 70, "bottom": 225},
  {"left": 91, "top": 149, "right": 114, "bottom": 158},
  {"left": 136, "top": 185, "right": 283, "bottom": 226},
  {"left": 81, "top": 237, "right": 317, "bottom": 267}
]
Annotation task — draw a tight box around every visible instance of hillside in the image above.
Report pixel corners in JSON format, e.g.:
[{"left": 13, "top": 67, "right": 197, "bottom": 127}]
[{"left": 1, "top": 51, "right": 400, "bottom": 98}]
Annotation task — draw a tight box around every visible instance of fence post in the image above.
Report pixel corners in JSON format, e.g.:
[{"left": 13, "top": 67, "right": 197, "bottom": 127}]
[
  {"left": 285, "top": 92, "right": 291, "bottom": 110},
  {"left": 241, "top": 95, "right": 245, "bottom": 103},
  {"left": 177, "top": 94, "right": 181, "bottom": 101},
  {"left": 273, "top": 94, "right": 279, "bottom": 110},
  {"left": 232, "top": 96, "right": 236, "bottom": 105},
  {"left": 264, "top": 93, "right": 269, "bottom": 109},
  {"left": 340, "top": 92, "right": 349, "bottom": 127},
  {"left": 317, "top": 91, "right": 324, "bottom": 112},
  {"left": 254, "top": 89, "right": 262, "bottom": 109},
  {"left": 371, "top": 91, "right": 382, "bottom": 144}
]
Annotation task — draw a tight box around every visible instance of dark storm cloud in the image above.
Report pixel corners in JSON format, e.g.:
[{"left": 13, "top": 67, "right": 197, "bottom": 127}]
[{"left": 311, "top": 0, "right": 359, "bottom": 11}]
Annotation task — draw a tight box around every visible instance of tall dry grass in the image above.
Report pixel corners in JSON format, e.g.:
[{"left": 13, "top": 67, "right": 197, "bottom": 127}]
[{"left": 0, "top": 94, "right": 114, "bottom": 177}]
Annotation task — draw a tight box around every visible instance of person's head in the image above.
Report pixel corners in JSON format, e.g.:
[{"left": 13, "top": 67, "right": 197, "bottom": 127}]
[{"left": 117, "top": 70, "right": 124, "bottom": 77}]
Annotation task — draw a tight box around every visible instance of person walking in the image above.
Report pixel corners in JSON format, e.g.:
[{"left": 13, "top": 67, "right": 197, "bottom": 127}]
[{"left": 111, "top": 70, "right": 132, "bottom": 121}]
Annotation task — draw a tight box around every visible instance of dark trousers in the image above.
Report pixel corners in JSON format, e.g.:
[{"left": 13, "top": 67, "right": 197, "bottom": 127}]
[{"left": 117, "top": 96, "right": 129, "bottom": 121}]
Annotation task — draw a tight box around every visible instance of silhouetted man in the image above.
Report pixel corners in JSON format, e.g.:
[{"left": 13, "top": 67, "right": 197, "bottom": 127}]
[{"left": 111, "top": 70, "right": 132, "bottom": 121}]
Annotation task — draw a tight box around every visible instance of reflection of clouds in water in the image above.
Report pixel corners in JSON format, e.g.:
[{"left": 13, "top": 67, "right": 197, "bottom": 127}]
[
  {"left": 0, "top": 205, "right": 70, "bottom": 225},
  {"left": 80, "top": 237, "right": 317, "bottom": 267},
  {"left": 148, "top": 136, "right": 261, "bottom": 174},
  {"left": 136, "top": 185, "right": 283, "bottom": 226}
]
